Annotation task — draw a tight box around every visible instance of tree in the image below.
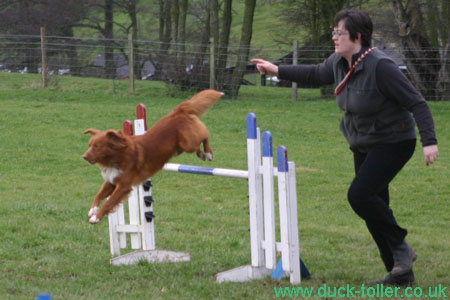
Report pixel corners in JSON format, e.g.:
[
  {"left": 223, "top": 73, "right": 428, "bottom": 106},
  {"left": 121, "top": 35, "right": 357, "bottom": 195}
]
[
  {"left": 230, "top": 0, "right": 256, "bottom": 98},
  {"left": 216, "top": 0, "right": 233, "bottom": 91},
  {"left": 209, "top": 0, "right": 219, "bottom": 88},
  {"left": 277, "top": 0, "right": 352, "bottom": 46},
  {"left": 391, "top": 0, "right": 449, "bottom": 100},
  {"left": 178, "top": 0, "right": 188, "bottom": 69},
  {"left": 103, "top": 0, "right": 115, "bottom": 79},
  {"left": 168, "top": 0, "right": 189, "bottom": 85},
  {"left": 115, "top": 0, "right": 143, "bottom": 79},
  {"left": 127, "top": 0, "right": 140, "bottom": 77},
  {"left": 154, "top": 0, "right": 172, "bottom": 80},
  {"left": 0, "top": 0, "right": 87, "bottom": 36},
  {"left": 70, "top": 0, "right": 121, "bottom": 78},
  {"left": 277, "top": 0, "right": 348, "bottom": 96},
  {"left": 0, "top": 0, "right": 88, "bottom": 74},
  {"left": 188, "top": 0, "right": 211, "bottom": 90}
]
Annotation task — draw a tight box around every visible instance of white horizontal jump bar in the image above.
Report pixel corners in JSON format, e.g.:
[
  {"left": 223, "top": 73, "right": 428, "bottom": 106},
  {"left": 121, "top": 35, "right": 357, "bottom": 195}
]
[{"left": 163, "top": 163, "right": 249, "bottom": 179}]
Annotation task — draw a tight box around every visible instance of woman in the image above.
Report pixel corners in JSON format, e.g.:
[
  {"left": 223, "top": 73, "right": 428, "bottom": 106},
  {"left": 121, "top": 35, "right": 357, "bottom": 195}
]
[{"left": 252, "top": 9, "right": 439, "bottom": 286}]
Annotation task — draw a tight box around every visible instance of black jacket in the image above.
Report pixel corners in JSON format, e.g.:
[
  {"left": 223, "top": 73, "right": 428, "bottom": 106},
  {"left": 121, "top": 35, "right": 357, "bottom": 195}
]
[{"left": 278, "top": 48, "right": 437, "bottom": 152}]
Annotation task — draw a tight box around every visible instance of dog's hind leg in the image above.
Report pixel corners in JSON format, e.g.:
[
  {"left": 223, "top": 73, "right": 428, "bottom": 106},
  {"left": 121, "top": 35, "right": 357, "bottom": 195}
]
[
  {"left": 178, "top": 117, "right": 213, "bottom": 161},
  {"left": 178, "top": 133, "right": 212, "bottom": 161},
  {"left": 89, "top": 185, "right": 132, "bottom": 224},
  {"left": 89, "top": 181, "right": 115, "bottom": 218},
  {"left": 197, "top": 138, "right": 213, "bottom": 161}
]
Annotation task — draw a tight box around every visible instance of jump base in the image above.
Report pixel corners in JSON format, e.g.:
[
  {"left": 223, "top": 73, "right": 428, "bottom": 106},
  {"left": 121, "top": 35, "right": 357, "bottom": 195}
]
[
  {"left": 215, "top": 265, "right": 273, "bottom": 283},
  {"left": 110, "top": 250, "right": 191, "bottom": 266}
]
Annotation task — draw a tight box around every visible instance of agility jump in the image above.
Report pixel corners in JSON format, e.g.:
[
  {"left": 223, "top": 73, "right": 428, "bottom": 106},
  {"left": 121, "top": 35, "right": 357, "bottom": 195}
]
[{"left": 108, "top": 105, "right": 303, "bottom": 284}]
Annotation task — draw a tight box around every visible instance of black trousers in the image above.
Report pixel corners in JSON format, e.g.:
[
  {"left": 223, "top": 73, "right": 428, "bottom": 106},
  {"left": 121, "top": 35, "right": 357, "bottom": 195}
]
[{"left": 348, "top": 139, "right": 416, "bottom": 272}]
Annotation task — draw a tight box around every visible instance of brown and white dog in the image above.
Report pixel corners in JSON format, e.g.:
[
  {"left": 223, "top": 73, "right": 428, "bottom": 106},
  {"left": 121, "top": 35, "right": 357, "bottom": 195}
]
[{"left": 82, "top": 89, "right": 223, "bottom": 224}]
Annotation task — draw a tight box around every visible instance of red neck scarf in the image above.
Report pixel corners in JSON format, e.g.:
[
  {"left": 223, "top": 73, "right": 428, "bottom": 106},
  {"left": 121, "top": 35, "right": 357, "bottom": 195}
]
[{"left": 334, "top": 47, "right": 376, "bottom": 96}]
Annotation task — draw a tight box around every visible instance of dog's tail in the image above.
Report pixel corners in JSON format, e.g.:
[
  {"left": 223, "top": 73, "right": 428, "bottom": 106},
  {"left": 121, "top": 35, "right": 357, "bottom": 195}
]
[{"left": 177, "top": 89, "right": 223, "bottom": 116}]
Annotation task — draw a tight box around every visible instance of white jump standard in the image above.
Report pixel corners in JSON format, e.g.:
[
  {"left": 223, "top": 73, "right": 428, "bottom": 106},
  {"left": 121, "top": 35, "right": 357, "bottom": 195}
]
[
  {"left": 214, "top": 113, "right": 301, "bottom": 284},
  {"left": 107, "top": 106, "right": 303, "bottom": 284}
]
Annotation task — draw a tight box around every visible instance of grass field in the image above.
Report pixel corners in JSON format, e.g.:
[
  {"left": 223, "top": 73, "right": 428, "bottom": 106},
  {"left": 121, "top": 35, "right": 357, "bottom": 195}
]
[{"left": 0, "top": 73, "right": 449, "bottom": 299}]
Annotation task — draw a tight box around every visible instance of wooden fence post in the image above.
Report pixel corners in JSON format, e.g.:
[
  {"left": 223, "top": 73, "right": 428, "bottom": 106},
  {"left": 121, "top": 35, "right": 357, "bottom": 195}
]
[
  {"left": 292, "top": 40, "right": 298, "bottom": 101},
  {"left": 128, "top": 33, "right": 135, "bottom": 94},
  {"left": 210, "top": 37, "right": 215, "bottom": 90},
  {"left": 40, "top": 27, "right": 48, "bottom": 88}
]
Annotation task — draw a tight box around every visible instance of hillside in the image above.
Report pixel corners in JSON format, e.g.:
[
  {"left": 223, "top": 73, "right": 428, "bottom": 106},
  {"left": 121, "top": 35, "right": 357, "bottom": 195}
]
[
  {"left": 75, "top": 0, "right": 393, "bottom": 57},
  {"left": 75, "top": 1, "right": 301, "bottom": 49}
]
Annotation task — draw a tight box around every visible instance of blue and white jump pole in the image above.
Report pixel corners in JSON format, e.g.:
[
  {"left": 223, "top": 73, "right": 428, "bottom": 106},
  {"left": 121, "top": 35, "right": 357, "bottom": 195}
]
[{"left": 108, "top": 107, "right": 303, "bottom": 284}]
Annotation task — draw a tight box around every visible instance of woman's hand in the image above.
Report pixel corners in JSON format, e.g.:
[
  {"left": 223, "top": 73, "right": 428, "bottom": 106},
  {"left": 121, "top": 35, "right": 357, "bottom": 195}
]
[
  {"left": 423, "top": 145, "right": 439, "bottom": 166},
  {"left": 251, "top": 58, "right": 279, "bottom": 76}
]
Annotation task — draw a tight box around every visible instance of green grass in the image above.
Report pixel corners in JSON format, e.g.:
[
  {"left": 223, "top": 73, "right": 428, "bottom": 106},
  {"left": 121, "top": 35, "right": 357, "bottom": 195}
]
[{"left": 0, "top": 73, "right": 449, "bottom": 299}]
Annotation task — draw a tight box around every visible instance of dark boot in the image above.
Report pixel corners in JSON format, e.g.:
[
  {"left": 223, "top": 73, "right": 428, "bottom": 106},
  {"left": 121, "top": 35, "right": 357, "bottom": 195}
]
[
  {"left": 391, "top": 240, "right": 414, "bottom": 276},
  {"left": 405, "top": 241, "right": 418, "bottom": 262},
  {"left": 368, "top": 270, "right": 416, "bottom": 287}
]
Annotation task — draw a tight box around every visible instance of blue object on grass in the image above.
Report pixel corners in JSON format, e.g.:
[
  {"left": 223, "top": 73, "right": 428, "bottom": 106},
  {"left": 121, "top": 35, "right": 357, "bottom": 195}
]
[{"left": 271, "top": 258, "right": 311, "bottom": 280}]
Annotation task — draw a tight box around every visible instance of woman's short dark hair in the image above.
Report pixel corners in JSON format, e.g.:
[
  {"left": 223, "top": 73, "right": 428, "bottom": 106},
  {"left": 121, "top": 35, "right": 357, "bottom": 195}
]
[{"left": 334, "top": 9, "right": 373, "bottom": 47}]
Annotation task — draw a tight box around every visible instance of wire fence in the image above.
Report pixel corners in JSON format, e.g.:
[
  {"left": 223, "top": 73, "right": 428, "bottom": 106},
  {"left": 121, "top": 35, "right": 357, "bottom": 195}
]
[{"left": 0, "top": 34, "right": 448, "bottom": 100}]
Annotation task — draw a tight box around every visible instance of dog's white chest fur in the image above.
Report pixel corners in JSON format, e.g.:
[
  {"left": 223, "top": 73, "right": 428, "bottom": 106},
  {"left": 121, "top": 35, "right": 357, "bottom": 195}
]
[{"left": 101, "top": 167, "right": 122, "bottom": 184}]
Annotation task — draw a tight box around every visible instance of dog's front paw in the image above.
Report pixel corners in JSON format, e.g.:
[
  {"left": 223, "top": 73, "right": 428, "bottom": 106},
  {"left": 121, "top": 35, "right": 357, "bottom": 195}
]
[
  {"left": 89, "top": 214, "right": 100, "bottom": 224},
  {"left": 88, "top": 206, "right": 99, "bottom": 217}
]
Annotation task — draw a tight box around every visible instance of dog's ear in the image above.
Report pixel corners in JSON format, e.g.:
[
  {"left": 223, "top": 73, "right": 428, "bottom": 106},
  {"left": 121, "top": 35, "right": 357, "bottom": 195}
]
[
  {"left": 106, "top": 130, "right": 128, "bottom": 150},
  {"left": 84, "top": 128, "right": 100, "bottom": 135}
]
